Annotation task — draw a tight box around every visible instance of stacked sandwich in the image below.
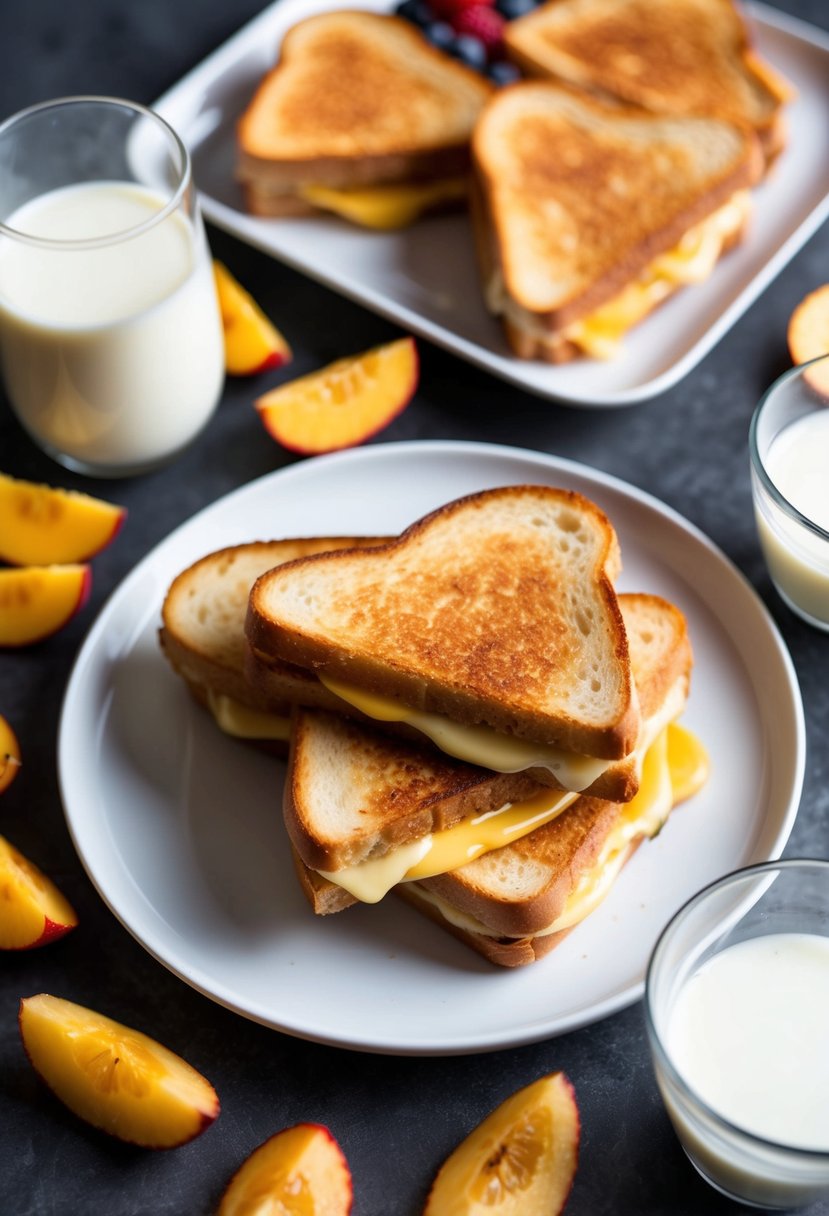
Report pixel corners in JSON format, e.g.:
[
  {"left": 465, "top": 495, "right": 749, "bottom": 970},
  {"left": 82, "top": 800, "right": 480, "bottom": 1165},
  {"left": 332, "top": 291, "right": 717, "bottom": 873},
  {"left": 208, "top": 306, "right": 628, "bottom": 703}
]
[
  {"left": 160, "top": 486, "right": 708, "bottom": 966},
  {"left": 234, "top": 0, "right": 791, "bottom": 362}
]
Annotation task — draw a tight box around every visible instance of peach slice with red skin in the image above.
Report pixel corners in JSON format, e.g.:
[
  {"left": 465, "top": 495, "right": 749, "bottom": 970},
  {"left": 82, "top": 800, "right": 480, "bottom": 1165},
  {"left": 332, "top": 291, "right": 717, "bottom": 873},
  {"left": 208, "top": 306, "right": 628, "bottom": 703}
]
[
  {"left": 0, "top": 564, "right": 91, "bottom": 647},
  {"left": 0, "top": 472, "right": 125, "bottom": 566},
  {"left": 423, "top": 1072, "right": 580, "bottom": 1216},
  {"left": 19, "top": 994, "right": 219, "bottom": 1148},
  {"left": 219, "top": 1123, "right": 353, "bottom": 1216},
  {"left": 214, "top": 261, "right": 292, "bottom": 375},
  {"left": 0, "top": 833, "right": 77, "bottom": 949},
  {"left": 256, "top": 336, "right": 418, "bottom": 454},
  {"left": 787, "top": 284, "right": 829, "bottom": 396},
  {"left": 0, "top": 714, "right": 21, "bottom": 794}
]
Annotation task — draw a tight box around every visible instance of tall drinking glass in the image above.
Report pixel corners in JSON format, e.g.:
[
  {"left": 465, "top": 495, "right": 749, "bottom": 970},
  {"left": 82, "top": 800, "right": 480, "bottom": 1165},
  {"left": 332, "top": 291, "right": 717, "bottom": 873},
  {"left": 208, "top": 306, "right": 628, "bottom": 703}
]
[{"left": 0, "top": 96, "right": 224, "bottom": 477}]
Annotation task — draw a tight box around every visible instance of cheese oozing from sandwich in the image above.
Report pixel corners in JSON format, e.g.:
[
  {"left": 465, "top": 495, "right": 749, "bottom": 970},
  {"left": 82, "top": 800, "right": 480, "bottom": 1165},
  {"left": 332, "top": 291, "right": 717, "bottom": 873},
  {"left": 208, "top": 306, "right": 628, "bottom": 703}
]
[
  {"left": 489, "top": 191, "right": 751, "bottom": 360},
  {"left": 205, "top": 692, "right": 292, "bottom": 741},
  {"left": 297, "top": 178, "right": 468, "bottom": 229},
  {"left": 318, "top": 674, "right": 613, "bottom": 789},
  {"left": 319, "top": 787, "right": 579, "bottom": 903},
  {"left": 408, "top": 723, "right": 708, "bottom": 939},
  {"left": 318, "top": 711, "right": 700, "bottom": 904}
]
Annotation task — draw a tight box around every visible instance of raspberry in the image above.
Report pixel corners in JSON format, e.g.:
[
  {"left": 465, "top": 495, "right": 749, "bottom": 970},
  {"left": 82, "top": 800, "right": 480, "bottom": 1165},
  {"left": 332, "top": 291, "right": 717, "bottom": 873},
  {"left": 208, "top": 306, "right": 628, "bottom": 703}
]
[
  {"left": 430, "top": 0, "right": 495, "bottom": 19},
  {"left": 451, "top": 4, "right": 506, "bottom": 54}
]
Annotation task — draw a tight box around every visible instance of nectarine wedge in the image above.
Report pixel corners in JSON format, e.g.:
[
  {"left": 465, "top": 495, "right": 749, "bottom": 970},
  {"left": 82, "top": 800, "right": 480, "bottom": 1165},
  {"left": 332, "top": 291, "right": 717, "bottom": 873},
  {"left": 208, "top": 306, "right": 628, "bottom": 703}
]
[
  {"left": 0, "top": 564, "right": 91, "bottom": 647},
  {"left": 214, "top": 261, "right": 292, "bottom": 375},
  {"left": 219, "top": 1123, "right": 352, "bottom": 1216},
  {"left": 0, "top": 834, "right": 77, "bottom": 949},
  {"left": 256, "top": 337, "right": 418, "bottom": 454},
  {"left": 19, "top": 994, "right": 219, "bottom": 1148},
  {"left": 788, "top": 284, "right": 829, "bottom": 396},
  {"left": 0, "top": 714, "right": 21, "bottom": 794},
  {"left": 0, "top": 472, "right": 125, "bottom": 566},
  {"left": 423, "top": 1073, "right": 580, "bottom": 1216}
]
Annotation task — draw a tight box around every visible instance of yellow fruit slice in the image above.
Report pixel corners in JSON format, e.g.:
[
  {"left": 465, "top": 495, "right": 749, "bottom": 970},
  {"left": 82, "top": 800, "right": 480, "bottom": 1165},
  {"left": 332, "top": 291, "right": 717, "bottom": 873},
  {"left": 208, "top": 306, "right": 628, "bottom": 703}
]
[
  {"left": 0, "top": 833, "right": 77, "bottom": 948},
  {"left": 0, "top": 565, "right": 91, "bottom": 647},
  {"left": 219, "top": 1123, "right": 353, "bottom": 1216},
  {"left": 256, "top": 337, "right": 418, "bottom": 454},
  {"left": 0, "top": 714, "right": 21, "bottom": 794},
  {"left": 19, "top": 994, "right": 219, "bottom": 1148},
  {"left": 423, "top": 1073, "right": 580, "bottom": 1216},
  {"left": 214, "top": 261, "right": 292, "bottom": 375},
  {"left": 0, "top": 472, "right": 125, "bottom": 566},
  {"left": 787, "top": 284, "right": 829, "bottom": 396}
]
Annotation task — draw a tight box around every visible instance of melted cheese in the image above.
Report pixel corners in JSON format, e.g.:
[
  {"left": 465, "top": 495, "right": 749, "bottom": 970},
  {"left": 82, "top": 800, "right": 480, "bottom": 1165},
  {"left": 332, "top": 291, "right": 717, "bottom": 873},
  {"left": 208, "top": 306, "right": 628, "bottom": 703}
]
[
  {"left": 490, "top": 191, "right": 752, "bottom": 360},
  {"left": 408, "top": 724, "right": 709, "bottom": 939},
  {"left": 319, "top": 787, "right": 578, "bottom": 904},
  {"left": 298, "top": 178, "right": 468, "bottom": 230},
  {"left": 206, "top": 692, "right": 291, "bottom": 741},
  {"left": 319, "top": 675, "right": 610, "bottom": 790}
]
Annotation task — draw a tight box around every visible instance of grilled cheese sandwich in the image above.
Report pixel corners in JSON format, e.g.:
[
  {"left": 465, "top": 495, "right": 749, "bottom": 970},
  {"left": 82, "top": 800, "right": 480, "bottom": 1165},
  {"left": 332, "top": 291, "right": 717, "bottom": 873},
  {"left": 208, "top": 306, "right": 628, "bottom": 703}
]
[
  {"left": 472, "top": 83, "right": 761, "bottom": 363},
  {"left": 237, "top": 11, "right": 491, "bottom": 227}
]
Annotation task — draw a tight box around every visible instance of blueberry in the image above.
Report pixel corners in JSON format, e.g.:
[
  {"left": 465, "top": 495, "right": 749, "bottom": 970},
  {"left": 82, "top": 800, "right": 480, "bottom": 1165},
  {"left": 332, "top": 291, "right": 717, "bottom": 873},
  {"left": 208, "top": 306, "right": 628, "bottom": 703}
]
[
  {"left": 424, "top": 19, "right": 455, "bottom": 51},
  {"left": 451, "top": 32, "right": 488, "bottom": 70},
  {"left": 395, "top": 0, "right": 434, "bottom": 27},
  {"left": 486, "top": 60, "right": 522, "bottom": 86},
  {"left": 495, "top": 0, "right": 538, "bottom": 18}
]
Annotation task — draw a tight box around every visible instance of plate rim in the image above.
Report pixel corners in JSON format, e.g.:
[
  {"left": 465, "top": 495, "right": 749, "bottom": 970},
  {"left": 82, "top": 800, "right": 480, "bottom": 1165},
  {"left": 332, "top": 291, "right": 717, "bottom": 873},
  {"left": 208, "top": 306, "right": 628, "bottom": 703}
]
[
  {"left": 58, "top": 440, "right": 806, "bottom": 1054},
  {"left": 152, "top": 0, "right": 829, "bottom": 408}
]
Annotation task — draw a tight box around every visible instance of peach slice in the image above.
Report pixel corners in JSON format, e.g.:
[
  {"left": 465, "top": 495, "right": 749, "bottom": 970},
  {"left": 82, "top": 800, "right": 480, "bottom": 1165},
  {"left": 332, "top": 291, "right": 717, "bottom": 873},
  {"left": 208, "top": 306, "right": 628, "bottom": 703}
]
[
  {"left": 214, "top": 261, "right": 292, "bottom": 375},
  {"left": 0, "top": 714, "right": 21, "bottom": 794},
  {"left": 0, "top": 472, "right": 125, "bottom": 566},
  {"left": 787, "top": 284, "right": 829, "bottom": 396},
  {"left": 19, "top": 994, "right": 219, "bottom": 1148},
  {"left": 0, "top": 833, "right": 77, "bottom": 949},
  {"left": 423, "top": 1073, "right": 580, "bottom": 1216},
  {"left": 218, "top": 1123, "right": 352, "bottom": 1215},
  {"left": 0, "top": 565, "right": 91, "bottom": 647},
  {"left": 255, "top": 336, "right": 418, "bottom": 454}
]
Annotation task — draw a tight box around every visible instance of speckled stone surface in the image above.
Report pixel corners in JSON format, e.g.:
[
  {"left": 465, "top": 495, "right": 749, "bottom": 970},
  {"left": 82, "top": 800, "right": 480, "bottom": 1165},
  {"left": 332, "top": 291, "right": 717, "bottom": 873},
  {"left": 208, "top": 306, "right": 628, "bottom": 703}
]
[{"left": 1, "top": 2, "right": 828, "bottom": 1213}]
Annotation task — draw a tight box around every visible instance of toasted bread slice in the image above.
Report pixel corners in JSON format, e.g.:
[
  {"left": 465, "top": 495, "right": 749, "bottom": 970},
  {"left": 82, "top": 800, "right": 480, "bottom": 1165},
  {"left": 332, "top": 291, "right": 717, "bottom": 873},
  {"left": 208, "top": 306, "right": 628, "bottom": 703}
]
[
  {"left": 503, "top": 0, "right": 792, "bottom": 165},
  {"left": 247, "top": 486, "right": 639, "bottom": 761},
  {"left": 288, "top": 593, "right": 691, "bottom": 902},
  {"left": 472, "top": 82, "right": 762, "bottom": 362},
  {"left": 287, "top": 709, "right": 549, "bottom": 875},
  {"left": 159, "top": 537, "right": 385, "bottom": 713},
  {"left": 237, "top": 11, "right": 492, "bottom": 195}
]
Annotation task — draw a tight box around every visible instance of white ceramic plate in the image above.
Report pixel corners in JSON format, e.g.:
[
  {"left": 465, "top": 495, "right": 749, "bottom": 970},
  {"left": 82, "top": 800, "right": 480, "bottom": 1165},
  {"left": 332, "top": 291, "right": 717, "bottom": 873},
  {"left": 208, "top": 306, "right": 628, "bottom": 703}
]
[
  {"left": 153, "top": 1, "right": 829, "bottom": 407},
  {"left": 59, "top": 442, "right": 804, "bottom": 1054}
]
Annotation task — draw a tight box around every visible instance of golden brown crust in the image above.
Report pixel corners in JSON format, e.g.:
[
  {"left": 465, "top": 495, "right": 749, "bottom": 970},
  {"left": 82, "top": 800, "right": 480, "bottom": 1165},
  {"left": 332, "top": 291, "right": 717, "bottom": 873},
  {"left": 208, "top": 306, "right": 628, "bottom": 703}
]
[
  {"left": 247, "top": 486, "right": 639, "bottom": 760},
  {"left": 237, "top": 11, "right": 491, "bottom": 189},
  {"left": 291, "top": 846, "right": 355, "bottom": 915},
  {"left": 502, "top": 0, "right": 791, "bottom": 164}
]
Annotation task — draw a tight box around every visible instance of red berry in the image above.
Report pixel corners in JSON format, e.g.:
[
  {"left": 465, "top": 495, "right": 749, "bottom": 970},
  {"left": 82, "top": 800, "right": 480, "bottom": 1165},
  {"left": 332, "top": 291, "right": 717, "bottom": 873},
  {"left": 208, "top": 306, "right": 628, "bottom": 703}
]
[
  {"left": 452, "top": 4, "right": 506, "bottom": 52},
  {"left": 431, "top": 0, "right": 494, "bottom": 19}
]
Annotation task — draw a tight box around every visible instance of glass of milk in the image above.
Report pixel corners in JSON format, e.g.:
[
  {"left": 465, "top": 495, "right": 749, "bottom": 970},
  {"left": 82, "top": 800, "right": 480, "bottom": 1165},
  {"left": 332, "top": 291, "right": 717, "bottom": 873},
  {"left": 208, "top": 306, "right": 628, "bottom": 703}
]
[
  {"left": 646, "top": 859, "right": 829, "bottom": 1209},
  {"left": 0, "top": 96, "right": 224, "bottom": 477},
  {"left": 750, "top": 356, "right": 829, "bottom": 630}
]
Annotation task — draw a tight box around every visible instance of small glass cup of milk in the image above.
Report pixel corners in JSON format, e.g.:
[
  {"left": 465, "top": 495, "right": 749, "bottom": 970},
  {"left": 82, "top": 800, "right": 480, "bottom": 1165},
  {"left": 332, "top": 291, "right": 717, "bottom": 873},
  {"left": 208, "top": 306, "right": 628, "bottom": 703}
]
[
  {"left": 646, "top": 859, "right": 829, "bottom": 1210},
  {"left": 750, "top": 356, "right": 829, "bottom": 630},
  {"left": 0, "top": 96, "right": 224, "bottom": 477}
]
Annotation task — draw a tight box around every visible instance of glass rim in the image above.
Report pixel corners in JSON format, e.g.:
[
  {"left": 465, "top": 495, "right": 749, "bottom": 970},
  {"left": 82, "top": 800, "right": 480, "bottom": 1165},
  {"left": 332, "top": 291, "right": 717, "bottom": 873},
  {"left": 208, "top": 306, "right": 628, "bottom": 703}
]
[
  {"left": 749, "top": 355, "right": 829, "bottom": 546},
  {"left": 645, "top": 857, "right": 829, "bottom": 1162},
  {"left": 0, "top": 95, "right": 191, "bottom": 251}
]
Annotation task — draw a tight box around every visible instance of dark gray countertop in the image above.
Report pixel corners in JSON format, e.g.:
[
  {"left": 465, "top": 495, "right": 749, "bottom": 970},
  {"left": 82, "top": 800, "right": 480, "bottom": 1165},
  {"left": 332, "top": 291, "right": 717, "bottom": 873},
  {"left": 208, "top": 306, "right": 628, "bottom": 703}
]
[{"left": 2, "top": 2, "right": 828, "bottom": 1213}]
